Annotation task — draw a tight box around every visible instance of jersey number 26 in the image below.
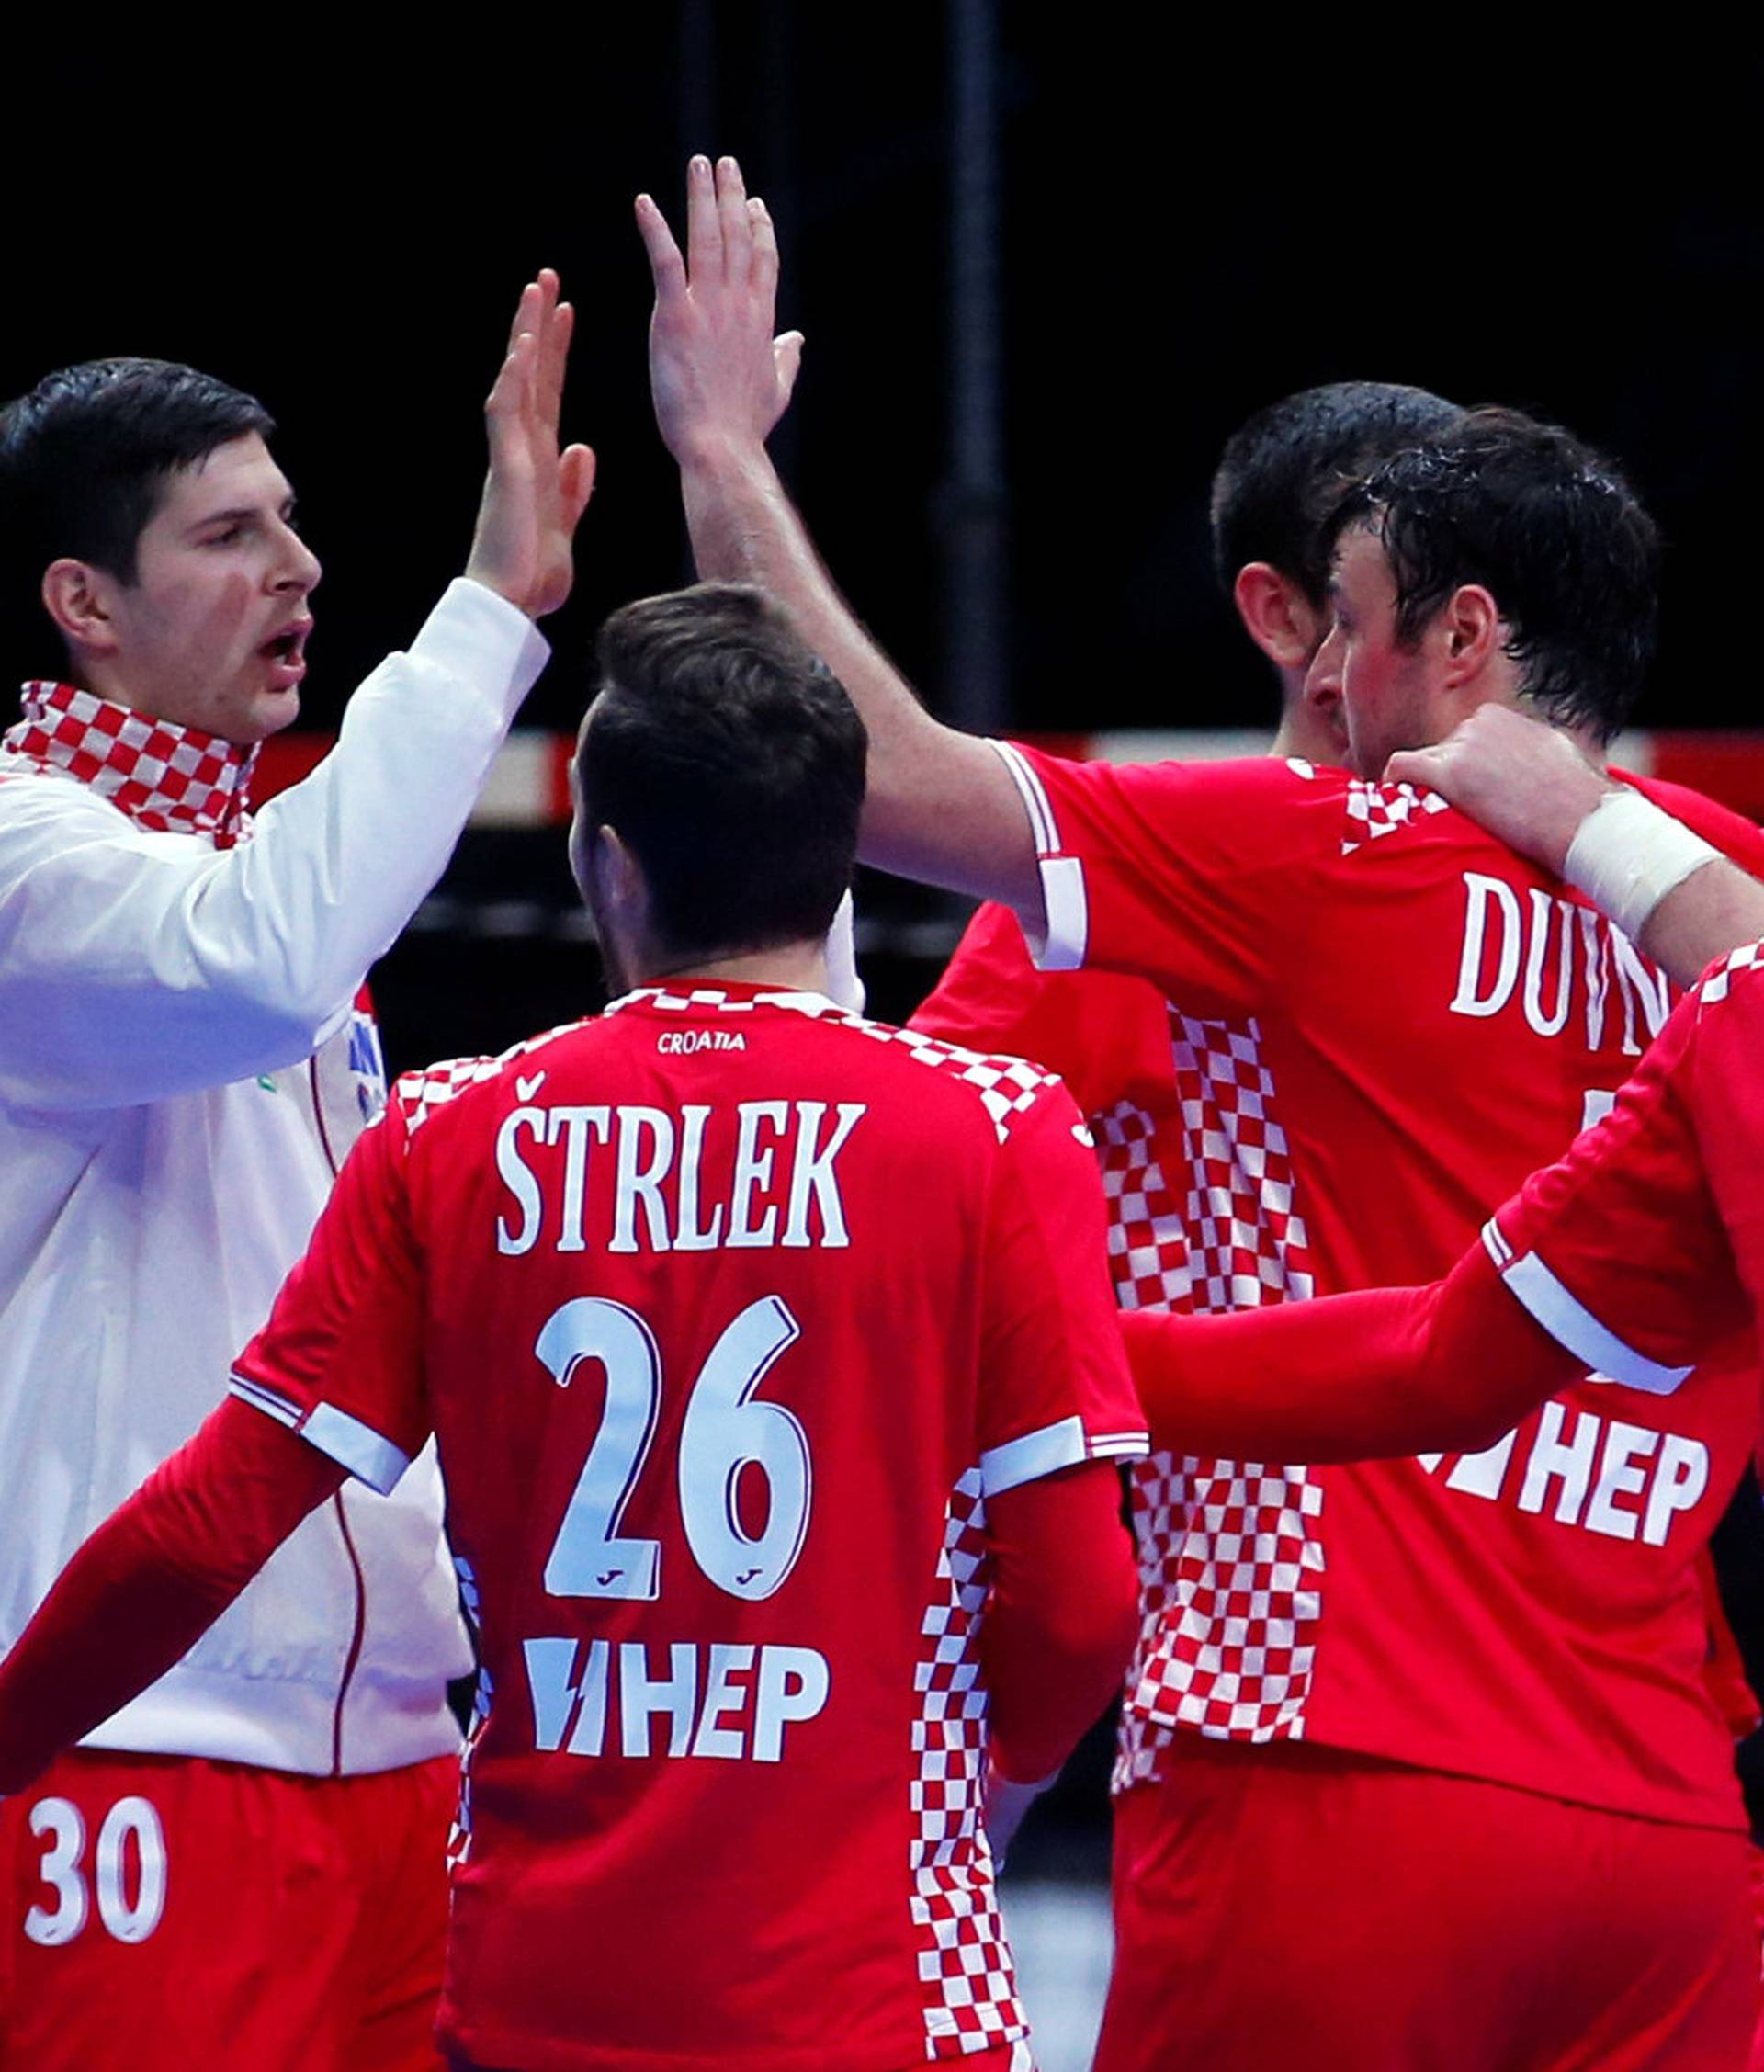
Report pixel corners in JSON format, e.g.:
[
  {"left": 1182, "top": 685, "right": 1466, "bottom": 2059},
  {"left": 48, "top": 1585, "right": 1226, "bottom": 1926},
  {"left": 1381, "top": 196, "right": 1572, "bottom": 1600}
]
[{"left": 537, "top": 1294, "right": 810, "bottom": 1605}]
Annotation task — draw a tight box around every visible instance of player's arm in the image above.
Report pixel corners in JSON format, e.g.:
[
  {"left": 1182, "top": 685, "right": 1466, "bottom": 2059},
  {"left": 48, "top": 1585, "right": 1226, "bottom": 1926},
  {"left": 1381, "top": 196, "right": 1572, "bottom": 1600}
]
[
  {"left": 973, "top": 1082, "right": 1148, "bottom": 1805},
  {"left": 637, "top": 155, "right": 1040, "bottom": 919},
  {"left": 1386, "top": 706, "right": 1764, "bottom": 988},
  {"left": 1130, "top": 987, "right": 1748, "bottom": 1463},
  {"left": 982, "top": 1463, "right": 1139, "bottom": 1790},
  {"left": 979, "top": 1458, "right": 1137, "bottom": 1858},
  {"left": 0, "top": 277, "right": 594, "bottom": 1112},
  {"left": 1122, "top": 1250, "right": 1581, "bottom": 1463},
  {"left": 0, "top": 1399, "right": 344, "bottom": 1796},
  {"left": 0, "top": 1091, "right": 427, "bottom": 1795}
]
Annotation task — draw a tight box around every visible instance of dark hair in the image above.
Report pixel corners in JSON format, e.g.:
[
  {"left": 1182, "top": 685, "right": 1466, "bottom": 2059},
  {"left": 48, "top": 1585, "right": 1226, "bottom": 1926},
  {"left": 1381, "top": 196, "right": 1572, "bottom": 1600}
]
[
  {"left": 0, "top": 359, "right": 275, "bottom": 628},
  {"left": 577, "top": 583, "right": 866, "bottom": 963},
  {"left": 1323, "top": 407, "right": 1659, "bottom": 743},
  {"left": 1210, "top": 381, "right": 1463, "bottom": 605}
]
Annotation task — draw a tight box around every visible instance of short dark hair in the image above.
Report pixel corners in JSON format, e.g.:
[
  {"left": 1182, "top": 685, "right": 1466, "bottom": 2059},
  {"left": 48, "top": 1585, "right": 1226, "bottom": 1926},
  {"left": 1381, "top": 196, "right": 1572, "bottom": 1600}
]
[
  {"left": 1324, "top": 408, "right": 1659, "bottom": 743},
  {"left": 577, "top": 583, "right": 865, "bottom": 964},
  {"left": 1210, "top": 380, "right": 1463, "bottom": 605},
  {"left": 0, "top": 358, "right": 275, "bottom": 616}
]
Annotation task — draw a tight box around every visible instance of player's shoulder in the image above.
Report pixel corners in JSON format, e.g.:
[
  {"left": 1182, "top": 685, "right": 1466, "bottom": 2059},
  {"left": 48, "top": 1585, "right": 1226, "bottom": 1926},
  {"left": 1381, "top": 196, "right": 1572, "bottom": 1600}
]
[
  {"left": 390, "top": 1017, "right": 596, "bottom": 1137},
  {"left": 1046, "top": 747, "right": 1465, "bottom": 859},
  {"left": 1161, "top": 753, "right": 1462, "bottom": 865},
  {"left": 1074, "top": 749, "right": 1346, "bottom": 807},
  {"left": 1012, "top": 742, "right": 1340, "bottom": 816},
  {"left": 824, "top": 1007, "right": 1073, "bottom": 1148},
  {"left": 1691, "top": 939, "right": 1764, "bottom": 1009}
]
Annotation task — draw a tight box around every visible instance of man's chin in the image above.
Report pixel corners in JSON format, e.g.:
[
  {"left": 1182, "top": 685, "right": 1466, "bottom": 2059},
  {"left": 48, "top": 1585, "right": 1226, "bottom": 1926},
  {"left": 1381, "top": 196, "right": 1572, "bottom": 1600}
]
[{"left": 233, "top": 686, "right": 302, "bottom": 746}]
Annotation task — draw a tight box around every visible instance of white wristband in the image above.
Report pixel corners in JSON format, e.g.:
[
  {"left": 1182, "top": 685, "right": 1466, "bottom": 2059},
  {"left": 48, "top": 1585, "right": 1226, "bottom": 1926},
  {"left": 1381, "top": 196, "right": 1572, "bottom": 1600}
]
[{"left": 1564, "top": 789, "right": 1722, "bottom": 942}]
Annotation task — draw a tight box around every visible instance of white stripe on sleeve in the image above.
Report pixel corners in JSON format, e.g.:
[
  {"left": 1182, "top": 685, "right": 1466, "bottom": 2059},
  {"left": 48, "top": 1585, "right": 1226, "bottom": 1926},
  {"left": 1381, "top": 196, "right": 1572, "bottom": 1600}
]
[
  {"left": 1086, "top": 1430, "right": 1151, "bottom": 1462},
  {"left": 297, "top": 1401, "right": 414, "bottom": 1494},
  {"left": 981, "top": 1414, "right": 1089, "bottom": 1495},
  {"left": 227, "top": 1373, "right": 302, "bottom": 1430},
  {"left": 987, "top": 740, "right": 1062, "bottom": 855},
  {"left": 983, "top": 742, "right": 1089, "bottom": 972},
  {"left": 1485, "top": 1222, "right": 1696, "bottom": 1398}
]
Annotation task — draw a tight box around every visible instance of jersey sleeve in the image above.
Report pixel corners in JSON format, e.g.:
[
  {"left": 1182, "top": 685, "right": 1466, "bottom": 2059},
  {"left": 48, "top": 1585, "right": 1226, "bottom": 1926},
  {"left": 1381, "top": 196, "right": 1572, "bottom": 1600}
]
[
  {"left": 227, "top": 1089, "right": 429, "bottom": 1492},
  {"left": 1481, "top": 977, "right": 1754, "bottom": 1387},
  {"left": 910, "top": 900, "right": 1181, "bottom": 1120},
  {"left": 974, "top": 1076, "right": 1148, "bottom": 1495},
  {"left": 0, "top": 1399, "right": 345, "bottom": 1795},
  {"left": 1120, "top": 1248, "right": 1583, "bottom": 1464},
  {"left": 990, "top": 743, "right": 1327, "bottom": 1013}
]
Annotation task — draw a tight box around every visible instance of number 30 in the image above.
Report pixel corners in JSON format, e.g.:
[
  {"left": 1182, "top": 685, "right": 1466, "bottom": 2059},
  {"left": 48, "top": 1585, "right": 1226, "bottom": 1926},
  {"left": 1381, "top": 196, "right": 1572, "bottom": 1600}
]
[
  {"left": 539, "top": 1294, "right": 811, "bottom": 1604},
  {"left": 25, "top": 1796, "right": 166, "bottom": 1946}
]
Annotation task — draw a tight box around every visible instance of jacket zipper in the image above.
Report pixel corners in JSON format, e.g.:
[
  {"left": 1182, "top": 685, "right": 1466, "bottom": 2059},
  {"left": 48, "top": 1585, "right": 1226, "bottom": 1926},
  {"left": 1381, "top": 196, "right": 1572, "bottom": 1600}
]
[{"left": 330, "top": 1493, "right": 368, "bottom": 1776}]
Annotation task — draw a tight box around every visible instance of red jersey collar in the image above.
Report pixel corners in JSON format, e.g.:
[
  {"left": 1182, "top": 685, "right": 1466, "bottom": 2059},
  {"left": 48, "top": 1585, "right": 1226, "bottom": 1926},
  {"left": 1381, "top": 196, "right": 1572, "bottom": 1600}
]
[{"left": 1, "top": 681, "right": 256, "bottom": 846}]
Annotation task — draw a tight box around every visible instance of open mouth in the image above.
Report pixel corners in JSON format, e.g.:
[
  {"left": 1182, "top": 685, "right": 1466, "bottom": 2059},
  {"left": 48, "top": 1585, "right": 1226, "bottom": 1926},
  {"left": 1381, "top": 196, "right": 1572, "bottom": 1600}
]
[{"left": 261, "top": 622, "right": 311, "bottom": 670}]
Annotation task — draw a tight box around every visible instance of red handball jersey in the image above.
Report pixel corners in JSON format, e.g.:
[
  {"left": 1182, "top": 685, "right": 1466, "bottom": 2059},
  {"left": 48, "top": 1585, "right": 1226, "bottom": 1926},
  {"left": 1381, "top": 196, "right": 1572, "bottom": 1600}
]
[
  {"left": 227, "top": 982, "right": 1147, "bottom": 2072},
  {"left": 929, "top": 742, "right": 1764, "bottom": 1829}
]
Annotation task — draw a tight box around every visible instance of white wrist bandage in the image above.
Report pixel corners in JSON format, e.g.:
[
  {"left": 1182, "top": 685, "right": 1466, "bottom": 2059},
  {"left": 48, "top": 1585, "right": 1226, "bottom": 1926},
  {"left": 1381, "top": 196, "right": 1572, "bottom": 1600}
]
[{"left": 1564, "top": 788, "right": 1721, "bottom": 942}]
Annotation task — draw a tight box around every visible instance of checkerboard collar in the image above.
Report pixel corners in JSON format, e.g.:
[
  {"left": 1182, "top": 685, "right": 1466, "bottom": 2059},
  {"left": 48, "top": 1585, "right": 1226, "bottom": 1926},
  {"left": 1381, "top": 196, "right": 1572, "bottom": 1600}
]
[
  {"left": 3, "top": 681, "right": 256, "bottom": 845},
  {"left": 605, "top": 982, "right": 842, "bottom": 1018}
]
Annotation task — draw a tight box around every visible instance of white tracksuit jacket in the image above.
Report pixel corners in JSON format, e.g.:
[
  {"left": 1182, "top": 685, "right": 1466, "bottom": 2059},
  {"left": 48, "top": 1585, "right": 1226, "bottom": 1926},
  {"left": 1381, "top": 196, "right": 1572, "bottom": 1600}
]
[{"left": 0, "top": 579, "right": 548, "bottom": 1774}]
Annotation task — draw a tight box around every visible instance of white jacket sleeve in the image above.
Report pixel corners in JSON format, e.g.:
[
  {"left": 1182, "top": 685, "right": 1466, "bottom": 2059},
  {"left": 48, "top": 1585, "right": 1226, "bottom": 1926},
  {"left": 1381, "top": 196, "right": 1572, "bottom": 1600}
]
[{"left": 0, "top": 579, "right": 549, "bottom": 1111}]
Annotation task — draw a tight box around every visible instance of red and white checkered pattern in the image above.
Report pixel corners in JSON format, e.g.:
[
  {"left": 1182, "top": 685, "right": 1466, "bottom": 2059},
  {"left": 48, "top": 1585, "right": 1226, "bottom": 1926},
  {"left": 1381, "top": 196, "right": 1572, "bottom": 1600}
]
[
  {"left": 392, "top": 1022, "right": 589, "bottom": 1136},
  {"left": 850, "top": 1022, "right": 1053, "bottom": 1146},
  {"left": 1340, "top": 777, "right": 1450, "bottom": 856},
  {"left": 909, "top": 1467, "right": 1029, "bottom": 2060},
  {"left": 1, "top": 680, "right": 255, "bottom": 845},
  {"left": 1122, "top": 1455, "right": 1325, "bottom": 1761},
  {"left": 1091, "top": 1007, "right": 1326, "bottom": 1789},
  {"left": 1699, "top": 939, "right": 1764, "bottom": 1004},
  {"left": 1170, "top": 1013, "right": 1314, "bottom": 1311},
  {"left": 608, "top": 985, "right": 780, "bottom": 1014},
  {"left": 1095, "top": 1099, "right": 1193, "bottom": 1312}
]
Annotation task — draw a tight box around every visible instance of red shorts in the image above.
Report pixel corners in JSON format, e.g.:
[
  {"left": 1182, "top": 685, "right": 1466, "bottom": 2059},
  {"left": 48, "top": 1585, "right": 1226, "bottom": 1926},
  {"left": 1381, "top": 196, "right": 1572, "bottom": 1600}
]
[
  {"left": 0, "top": 1746, "right": 457, "bottom": 2072},
  {"left": 1096, "top": 1737, "right": 1758, "bottom": 2072}
]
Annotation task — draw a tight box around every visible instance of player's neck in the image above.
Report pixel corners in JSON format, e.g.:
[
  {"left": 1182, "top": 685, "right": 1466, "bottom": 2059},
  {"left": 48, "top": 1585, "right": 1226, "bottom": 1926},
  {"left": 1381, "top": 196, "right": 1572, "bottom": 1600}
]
[
  {"left": 638, "top": 937, "right": 831, "bottom": 998},
  {"left": 1270, "top": 682, "right": 1346, "bottom": 767}
]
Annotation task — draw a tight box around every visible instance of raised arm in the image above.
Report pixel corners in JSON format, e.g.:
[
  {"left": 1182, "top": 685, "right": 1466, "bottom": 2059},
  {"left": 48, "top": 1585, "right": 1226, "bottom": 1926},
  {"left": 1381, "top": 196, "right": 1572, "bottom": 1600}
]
[
  {"left": 637, "top": 154, "right": 1041, "bottom": 918},
  {"left": 0, "top": 276, "right": 594, "bottom": 1111},
  {"left": 1385, "top": 706, "right": 1764, "bottom": 987}
]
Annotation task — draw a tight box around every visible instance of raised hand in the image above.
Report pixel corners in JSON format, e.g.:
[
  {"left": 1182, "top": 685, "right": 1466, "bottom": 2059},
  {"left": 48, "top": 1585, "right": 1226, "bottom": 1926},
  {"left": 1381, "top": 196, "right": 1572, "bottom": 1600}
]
[
  {"left": 636, "top": 155, "right": 805, "bottom": 468},
  {"left": 466, "top": 270, "right": 596, "bottom": 620}
]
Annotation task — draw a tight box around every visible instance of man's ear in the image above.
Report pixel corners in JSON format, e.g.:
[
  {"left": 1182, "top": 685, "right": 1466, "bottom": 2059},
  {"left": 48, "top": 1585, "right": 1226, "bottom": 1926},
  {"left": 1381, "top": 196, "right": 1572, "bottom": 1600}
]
[
  {"left": 1233, "top": 562, "right": 1325, "bottom": 670},
  {"left": 594, "top": 824, "right": 651, "bottom": 931},
  {"left": 41, "top": 560, "right": 120, "bottom": 657},
  {"left": 1439, "top": 583, "right": 1502, "bottom": 686}
]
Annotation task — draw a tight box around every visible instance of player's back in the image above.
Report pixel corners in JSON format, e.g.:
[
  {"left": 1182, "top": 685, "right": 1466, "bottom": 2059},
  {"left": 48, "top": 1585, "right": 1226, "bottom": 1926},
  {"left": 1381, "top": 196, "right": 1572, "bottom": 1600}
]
[
  {"left": 389, "top": 981, "right": 1136, "bottom": 2072},
  {"left": 941, "top": 746, "right": 1764, "bottom": 1826}
]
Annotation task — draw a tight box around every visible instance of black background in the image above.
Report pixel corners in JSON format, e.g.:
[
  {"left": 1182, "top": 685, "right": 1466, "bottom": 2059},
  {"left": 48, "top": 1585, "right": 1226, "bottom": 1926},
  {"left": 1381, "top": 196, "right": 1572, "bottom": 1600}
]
[{"left": 6, "top": 18, "right": 1758, "bottom": 753}]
